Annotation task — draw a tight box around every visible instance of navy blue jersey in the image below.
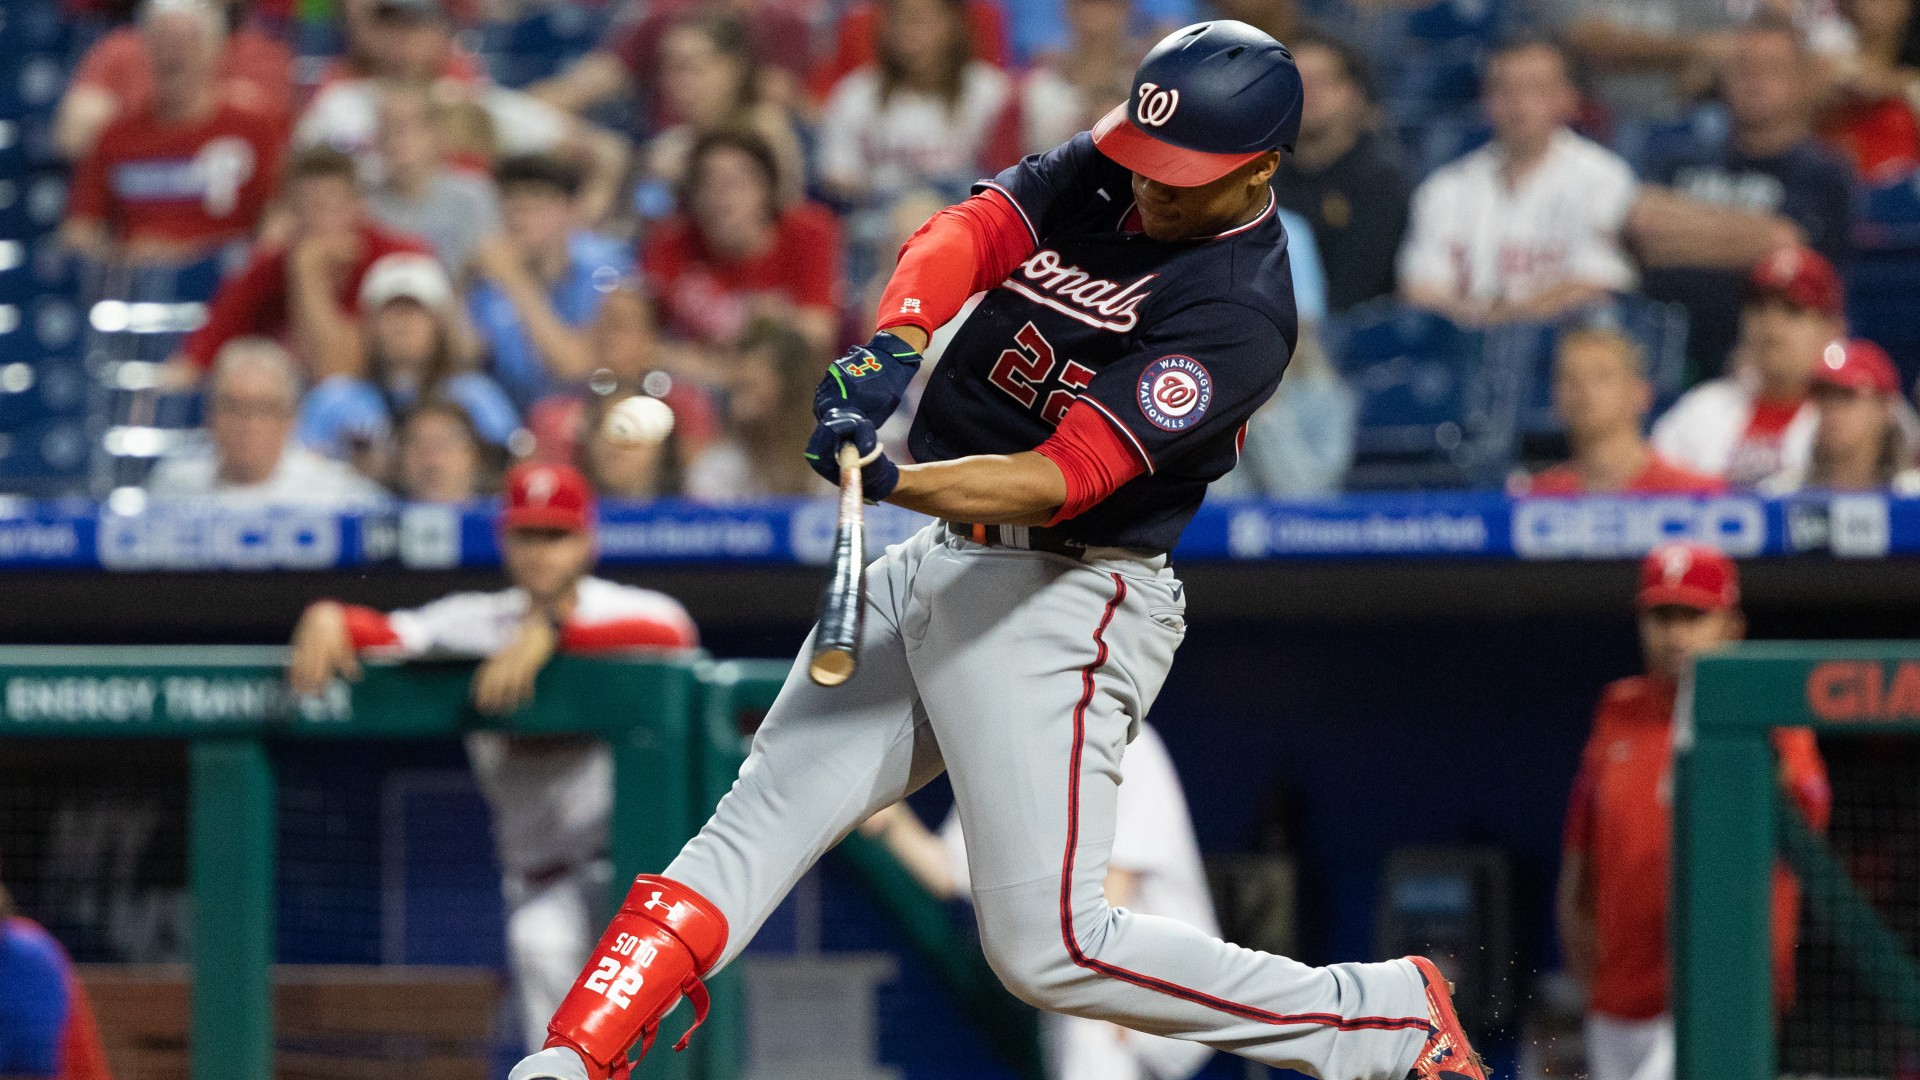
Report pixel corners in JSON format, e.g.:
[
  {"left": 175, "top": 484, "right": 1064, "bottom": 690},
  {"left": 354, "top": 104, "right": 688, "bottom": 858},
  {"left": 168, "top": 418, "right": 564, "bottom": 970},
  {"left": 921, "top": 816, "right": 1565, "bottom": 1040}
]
[{"left": 908, "top": 133, "right": 1299, "bottom": 552}]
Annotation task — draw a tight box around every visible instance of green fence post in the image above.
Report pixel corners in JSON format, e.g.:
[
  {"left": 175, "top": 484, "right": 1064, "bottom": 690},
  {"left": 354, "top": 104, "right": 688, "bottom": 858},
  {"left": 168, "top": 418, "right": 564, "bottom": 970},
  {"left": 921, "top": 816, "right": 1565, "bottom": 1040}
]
[
  {"left": 189, "top": 738, "right": 275, "bottom": 1080},
  {"left": 1673, "top": 663, "right": 1776, "bottom": 1080}
]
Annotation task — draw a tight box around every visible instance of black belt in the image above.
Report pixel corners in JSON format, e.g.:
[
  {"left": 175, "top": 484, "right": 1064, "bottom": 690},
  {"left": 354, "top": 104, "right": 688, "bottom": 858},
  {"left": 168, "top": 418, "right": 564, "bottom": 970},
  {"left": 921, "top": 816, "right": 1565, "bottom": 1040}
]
[{"left": 944, "top": 521, "right": 1164, "bottom": 560}]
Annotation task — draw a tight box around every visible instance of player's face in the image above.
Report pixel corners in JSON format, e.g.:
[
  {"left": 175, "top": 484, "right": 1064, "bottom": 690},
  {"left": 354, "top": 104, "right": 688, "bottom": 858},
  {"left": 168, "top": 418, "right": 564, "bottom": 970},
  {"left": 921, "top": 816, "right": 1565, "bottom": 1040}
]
[
  {"left": 1130, "top": 152, "right": 1280, "bottom": 242},
  {"left": 1553, "top": 338, "right": 1650, "bottom": 442},
  {"left": 1640, "top": 605, "right": 1743, "bottom": 682},
  {"left": 503, "top": 527, "right": 595, "bottom": 605}
]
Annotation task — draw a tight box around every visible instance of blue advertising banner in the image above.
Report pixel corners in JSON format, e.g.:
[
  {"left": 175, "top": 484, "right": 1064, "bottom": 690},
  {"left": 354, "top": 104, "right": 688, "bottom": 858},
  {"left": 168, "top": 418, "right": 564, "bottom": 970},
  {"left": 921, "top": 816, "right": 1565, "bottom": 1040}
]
[{"left": 0, "top": 492, "right": 1912, "bottom": 572}]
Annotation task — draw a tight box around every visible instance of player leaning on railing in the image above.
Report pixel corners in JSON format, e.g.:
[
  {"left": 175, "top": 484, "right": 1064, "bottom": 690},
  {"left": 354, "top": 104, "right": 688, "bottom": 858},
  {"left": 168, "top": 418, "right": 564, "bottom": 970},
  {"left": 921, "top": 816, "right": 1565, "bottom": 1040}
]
[
  {"left": 514, "top": 21, "right": 1486, "bottom": 1080},
  {"left": 286, "top": 463, "right": 698, "bottom": 1054}
]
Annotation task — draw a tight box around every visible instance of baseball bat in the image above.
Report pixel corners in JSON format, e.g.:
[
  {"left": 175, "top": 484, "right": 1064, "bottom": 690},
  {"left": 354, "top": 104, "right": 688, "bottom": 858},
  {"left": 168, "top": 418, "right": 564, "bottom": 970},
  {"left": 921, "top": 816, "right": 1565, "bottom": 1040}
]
[{"left": 808, "top": 441, "right": 866, "bottom": 686}]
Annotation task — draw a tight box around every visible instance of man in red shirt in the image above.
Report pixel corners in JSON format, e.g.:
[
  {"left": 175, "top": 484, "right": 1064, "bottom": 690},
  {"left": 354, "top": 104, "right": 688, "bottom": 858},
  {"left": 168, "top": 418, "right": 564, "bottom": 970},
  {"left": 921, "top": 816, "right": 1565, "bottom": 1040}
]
[
  {"left": 60, "top": 0, "right": 284, "bottom": 266},
  {"left": 288, "top": 463, "right": 699, "bottom": 1052},
  {"left": 1557, "top": 543, "right": 1830, "bottom": 1080},
  {"left": 1520, "top": 326, "right": 1724, "bottom": 496},
  {"left": 168, "top": 147, "right": 433, "bottom": 384}
]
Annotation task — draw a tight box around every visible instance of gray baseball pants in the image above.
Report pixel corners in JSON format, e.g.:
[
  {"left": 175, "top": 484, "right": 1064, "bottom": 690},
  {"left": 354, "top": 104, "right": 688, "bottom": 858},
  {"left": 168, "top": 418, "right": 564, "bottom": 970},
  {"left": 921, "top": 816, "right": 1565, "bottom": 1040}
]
[{"left": 664, "top": 524, "right": 1431, "bottom": 1079}]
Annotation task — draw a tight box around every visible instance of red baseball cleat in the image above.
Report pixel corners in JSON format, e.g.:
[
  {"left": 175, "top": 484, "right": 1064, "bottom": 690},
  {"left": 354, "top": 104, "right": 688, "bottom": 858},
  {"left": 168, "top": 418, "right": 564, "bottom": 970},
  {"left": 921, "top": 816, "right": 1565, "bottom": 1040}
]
[{"left": 1403, "top": 956, "right": 1488, "bottom": 1080}]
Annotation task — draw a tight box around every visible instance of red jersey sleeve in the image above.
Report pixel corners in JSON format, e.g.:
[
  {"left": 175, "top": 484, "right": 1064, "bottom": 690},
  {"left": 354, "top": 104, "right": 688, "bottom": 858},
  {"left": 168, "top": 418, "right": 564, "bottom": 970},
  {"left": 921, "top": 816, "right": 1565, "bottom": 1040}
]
[
  {"left": 560, "top": 615, "right": 698, "bottom": 652},
  {"left": 338, "top": 604, "right": 402, "bottom": 649},
  {"left": 1034, "top": 398, "right": 1148, "bottom": 524},
  {"left": 1773, "top": 728, "right": 1832, "bottom": 831},
  {"left": 876, "top": 188, "right": 1036, "bottom": 338},
  {"left": 57, "top": 972, "right": 113, "bottom": 1080},
  {"left": 182, "top": 251, "right": 287, "bottom": 368}
]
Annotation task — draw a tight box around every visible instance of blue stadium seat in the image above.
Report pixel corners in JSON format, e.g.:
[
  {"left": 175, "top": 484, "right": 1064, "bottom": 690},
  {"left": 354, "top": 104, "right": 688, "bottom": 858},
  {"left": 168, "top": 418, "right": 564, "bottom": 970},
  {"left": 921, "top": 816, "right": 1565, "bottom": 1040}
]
[
  {"left": 1612, "top": 103, "right": 1729, "bottom": 177},
  {"left": 1855, "top": 167, "right": 1920, "bottom": 252},
  {"left": 1846, "top": 251, "right": 1920, "bottom": 389},
  {"left": 487, "top": 4, "right": 608, "bottom": 87},
  {"left": 0, "top": 0, "right": 68, "bottom": 58},
  {"left": 1323, "top": 299, "right": 1515, "bottom": 489}
]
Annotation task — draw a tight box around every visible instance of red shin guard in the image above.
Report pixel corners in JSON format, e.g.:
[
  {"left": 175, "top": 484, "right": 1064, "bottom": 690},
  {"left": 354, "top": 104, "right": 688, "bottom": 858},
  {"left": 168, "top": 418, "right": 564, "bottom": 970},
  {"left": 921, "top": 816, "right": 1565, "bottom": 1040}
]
[{"left": 541, "top": 875, "right": 730, "bottom": 1079}]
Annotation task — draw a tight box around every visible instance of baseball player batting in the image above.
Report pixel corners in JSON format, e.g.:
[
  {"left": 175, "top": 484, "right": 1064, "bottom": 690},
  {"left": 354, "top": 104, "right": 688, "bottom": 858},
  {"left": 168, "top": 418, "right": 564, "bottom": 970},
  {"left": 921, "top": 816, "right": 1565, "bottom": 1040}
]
[{"left": 513, "top": 21, "right": 1485, "bottom": 1080}]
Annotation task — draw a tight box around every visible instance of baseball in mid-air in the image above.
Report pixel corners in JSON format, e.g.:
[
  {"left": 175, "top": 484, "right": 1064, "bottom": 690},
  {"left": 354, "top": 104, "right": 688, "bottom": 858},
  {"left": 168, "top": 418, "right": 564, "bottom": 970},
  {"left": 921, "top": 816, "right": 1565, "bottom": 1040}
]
[{"left": 602, "top": 394, "right": 675, "bottom": 446}]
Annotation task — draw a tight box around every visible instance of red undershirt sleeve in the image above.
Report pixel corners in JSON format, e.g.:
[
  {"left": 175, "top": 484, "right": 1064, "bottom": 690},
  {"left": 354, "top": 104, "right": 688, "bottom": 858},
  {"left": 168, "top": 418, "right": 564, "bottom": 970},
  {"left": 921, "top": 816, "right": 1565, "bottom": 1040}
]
[
  {"left": 560, "top": 616, "right": 700, "bottom": 652},
  {"left": 1033, "top": 399, "right": 1149, "bottom": 526},
  {"left": 875, "top": 188, "right": 1036, "bottom": 338},
  {"left": 338, "top": 603, "right": 401, "bottom": 650}
]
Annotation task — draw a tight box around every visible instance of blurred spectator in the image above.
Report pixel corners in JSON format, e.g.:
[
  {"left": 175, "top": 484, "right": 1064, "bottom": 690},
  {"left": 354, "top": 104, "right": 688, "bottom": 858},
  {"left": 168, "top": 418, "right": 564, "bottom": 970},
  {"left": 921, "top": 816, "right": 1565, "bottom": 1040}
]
[
  {"left": 322, "top": 0, "right": 487, "bottom": 90},
  {"left": 684, "top": 320, "right": 827, "bottom": 499},
  {"left": 298, "top": 252, "right": 518, "bottom": 466},
  {"left": 1553, "top": 0, "right": 1739, "bottom": 121},
  {"left": 366, "top": 80, "right": 501, "bottom": 274},
  {"left": 1208, "top": 0, "right": 1298, "bottom": 43},
  {"left": 1517, "top": 326, "right": 1724, "bottom": 495},
  {"left": 0, "top": 859, "right": 112, "bottom": 1080},
  {"left": 1398, "top": 39, "right": 1638, "bottom": 325},
  {"left": 174, "top": 147, "right": 432, "bottom": 383},
  {"left": 1213, "top": 331, "right": 1356, "bottom": 497},
  {"left": 1558, "top": 543, "right": 1827, "bottom": 1080},
  {"left": 394, "top": 398, "right": 497, "bottom": 502},
  {"left": 1010, "top": 0, "right": 1201, "bottom": 63},
  {"left": 1650, "top": 247, "right": 1842, "bottom": 487},
  {"left": 582, "top": 392, "right": 685, "bottom": 499},
  {"left": 1631, "top": 16, "right": 1854, "bottom": 377},
  {"left": 55, "top": 0, "right": 292, "bottom": 160},
  {"left": 148, "top": 338, "right": 391, "bottom": 507},
  {"left": 1818, "top": 0, "right": 1920, "bottom": 179},
  {"left": 469, "top": 155, "right": 631, "bottom": 411},
  {"left": 532, "top": 0, "right": 814, "bottom": 125},
  {"left": 1764, "top": 337, "right": 1920, "bottom": 491},
  {"left": 1273, "top": 33, "right": 1412, "bottom": 314},
  {"left": 294, "top": 0, "right": 630, "bottom": 224},
  {"left": 643, "top": 130, "right": 842, "bottom": 361},
  {"left": 60, "top": 0, "right": 285, "bottom": 266},
  {"left": 285, "top": 462, "right": 697, "bottom": 1054},
  {"left": 1015, "top": 0, "right": 1139, "bottom": 155},
  {"left": 815, "top": 0, "right": 1010, "bottom": 98},
  {"left": 638, "top": 14, "right": 806, "bottom": 208},
  {"left": 816, "top": 0, "right": 1019, "bottom": 205}
]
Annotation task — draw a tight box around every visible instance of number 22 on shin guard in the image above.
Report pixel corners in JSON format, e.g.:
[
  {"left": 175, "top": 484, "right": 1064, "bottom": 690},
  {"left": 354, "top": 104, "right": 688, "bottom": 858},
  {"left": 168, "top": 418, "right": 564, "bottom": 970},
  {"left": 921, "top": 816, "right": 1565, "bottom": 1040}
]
[{"left": 583, "top": 932, "right": 659, "bottom": 1008}]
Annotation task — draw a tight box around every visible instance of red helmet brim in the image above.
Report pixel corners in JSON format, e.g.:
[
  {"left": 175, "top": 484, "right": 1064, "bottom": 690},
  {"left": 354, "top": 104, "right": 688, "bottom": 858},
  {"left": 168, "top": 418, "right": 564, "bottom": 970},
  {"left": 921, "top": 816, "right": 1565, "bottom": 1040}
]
[{"left": 1091, "top": 103, "right": 1266, "bottom": 188}]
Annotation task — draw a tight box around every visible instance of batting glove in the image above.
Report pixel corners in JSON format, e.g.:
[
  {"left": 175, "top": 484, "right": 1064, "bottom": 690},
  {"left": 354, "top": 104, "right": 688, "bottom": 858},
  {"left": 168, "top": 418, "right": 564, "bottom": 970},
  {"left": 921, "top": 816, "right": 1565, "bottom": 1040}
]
[
  {"left": 805, "top": 409, "right": 899, "bottom": 501},
  {"left": 813, "top": 331, "right": 922, "bottom": 428}
]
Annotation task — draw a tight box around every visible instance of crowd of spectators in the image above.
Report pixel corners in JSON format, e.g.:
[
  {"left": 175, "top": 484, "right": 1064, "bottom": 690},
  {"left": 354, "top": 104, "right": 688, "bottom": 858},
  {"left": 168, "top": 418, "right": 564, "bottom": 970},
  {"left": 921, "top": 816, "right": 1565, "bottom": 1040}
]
[{"left": 44, "top": 0, "right": 1920, "bottom": 510}]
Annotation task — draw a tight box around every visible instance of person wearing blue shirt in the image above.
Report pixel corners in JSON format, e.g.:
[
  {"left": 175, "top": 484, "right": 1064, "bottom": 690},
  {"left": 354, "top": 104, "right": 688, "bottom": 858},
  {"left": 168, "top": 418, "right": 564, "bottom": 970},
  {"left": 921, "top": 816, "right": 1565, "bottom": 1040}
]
[{"left": 468, "top": 154, "right": 634, "bottom": 413}]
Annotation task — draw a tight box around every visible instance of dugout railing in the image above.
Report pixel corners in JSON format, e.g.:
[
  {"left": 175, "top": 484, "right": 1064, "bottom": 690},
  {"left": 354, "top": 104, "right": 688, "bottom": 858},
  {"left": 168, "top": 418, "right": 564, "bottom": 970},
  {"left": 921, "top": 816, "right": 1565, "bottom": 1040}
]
[
  {"left": 0, "top": 646, "right": 763, "bottom": 1080},
  {"left": 1676, "top": 642, "right": 1920, "bottom": 1080}
]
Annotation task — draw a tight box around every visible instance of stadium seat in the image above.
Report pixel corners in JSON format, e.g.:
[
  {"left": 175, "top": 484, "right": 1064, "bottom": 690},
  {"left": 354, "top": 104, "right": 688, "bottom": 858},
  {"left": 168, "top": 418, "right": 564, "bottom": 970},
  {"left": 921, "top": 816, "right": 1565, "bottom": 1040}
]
[
  {"left": 1323, "top": 299, "right": 1516, "bottom": 489},
  {"left": 1846, "top": 251, "right": 1920, "bottom": 390},
  {"left": 1502, "top": 294, "right": 1691, "bottom": 445},
  {"left": 1854, "top": 167, "right": 1920, "bottom": 252}
]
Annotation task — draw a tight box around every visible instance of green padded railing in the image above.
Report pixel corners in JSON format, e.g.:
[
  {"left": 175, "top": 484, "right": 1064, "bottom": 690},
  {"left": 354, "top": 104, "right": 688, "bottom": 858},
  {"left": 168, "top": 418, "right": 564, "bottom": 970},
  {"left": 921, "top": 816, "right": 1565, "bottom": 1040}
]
[{"left": 1677, "top": 642, "right": 1920, "bottom": 1080}]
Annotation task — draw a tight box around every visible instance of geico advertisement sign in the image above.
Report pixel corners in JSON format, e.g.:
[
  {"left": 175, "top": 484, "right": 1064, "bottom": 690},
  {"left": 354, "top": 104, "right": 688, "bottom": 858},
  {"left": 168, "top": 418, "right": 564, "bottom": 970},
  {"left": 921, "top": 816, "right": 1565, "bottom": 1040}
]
[
  {"left": 97, "top": 509, "right": 342, "bottom": 569},
  {"left": 1512, "top": 497, "right": 1766, "bottom": 559}
]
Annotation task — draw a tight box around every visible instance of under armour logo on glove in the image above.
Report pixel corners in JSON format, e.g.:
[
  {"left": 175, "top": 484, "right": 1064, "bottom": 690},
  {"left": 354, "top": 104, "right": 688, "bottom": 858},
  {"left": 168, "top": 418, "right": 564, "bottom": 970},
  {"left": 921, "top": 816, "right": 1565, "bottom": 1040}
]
[{"left": 643, "top": 891, "right": 673, "bottom": 914}]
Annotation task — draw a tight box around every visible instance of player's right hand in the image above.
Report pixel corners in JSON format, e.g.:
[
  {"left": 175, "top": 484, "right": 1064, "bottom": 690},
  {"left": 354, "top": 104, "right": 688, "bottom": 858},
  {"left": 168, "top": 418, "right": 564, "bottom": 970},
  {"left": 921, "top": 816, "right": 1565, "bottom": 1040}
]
[
  {"left": 286, "top": 601, "right": 361, "bottom": 697},
  {"left": 804, "top": 409, "right": 899, "bottom": 500},
  {"left": 813, "top": 330, "right": 922, "bottom": 429}
]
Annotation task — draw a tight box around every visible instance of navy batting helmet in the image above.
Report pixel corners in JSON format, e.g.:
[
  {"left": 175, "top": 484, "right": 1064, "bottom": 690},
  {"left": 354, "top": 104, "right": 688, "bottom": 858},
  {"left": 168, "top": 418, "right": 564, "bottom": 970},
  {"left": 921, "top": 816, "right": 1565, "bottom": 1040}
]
[{"left": 1092, "top": 20, "right": 1303, "bottom": 187}]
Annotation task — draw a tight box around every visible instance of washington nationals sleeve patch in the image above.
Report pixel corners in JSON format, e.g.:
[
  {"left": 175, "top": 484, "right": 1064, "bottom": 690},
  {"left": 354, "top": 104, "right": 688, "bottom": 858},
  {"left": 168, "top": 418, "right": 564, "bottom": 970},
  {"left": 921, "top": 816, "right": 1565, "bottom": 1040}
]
[{"left": 1136, "top": 355, "right": 1212, "bottom": 431}]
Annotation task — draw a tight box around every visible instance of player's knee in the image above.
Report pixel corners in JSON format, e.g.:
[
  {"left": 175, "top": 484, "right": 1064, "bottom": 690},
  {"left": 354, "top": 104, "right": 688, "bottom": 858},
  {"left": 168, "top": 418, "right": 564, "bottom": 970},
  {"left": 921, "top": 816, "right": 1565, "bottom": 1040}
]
[{"left": 976, "top": 903, "right": 1105, "bottom": 1013}]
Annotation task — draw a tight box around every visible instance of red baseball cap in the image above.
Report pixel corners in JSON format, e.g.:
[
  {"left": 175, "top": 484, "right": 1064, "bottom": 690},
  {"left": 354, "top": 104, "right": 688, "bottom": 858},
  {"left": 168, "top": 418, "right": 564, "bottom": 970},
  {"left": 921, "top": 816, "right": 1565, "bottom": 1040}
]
[
  {"left": 1810, "top": 338, "right": 1901, "bottom": 397},
  {"left": 501, "top": 462, "right": 595, "bottom": 533},
  {"left": 1746, "top": 246, "right": 1843, "bottom": 317},
  {"left": 1638, "top": 542, "right": 1740, "bottom": 612}
]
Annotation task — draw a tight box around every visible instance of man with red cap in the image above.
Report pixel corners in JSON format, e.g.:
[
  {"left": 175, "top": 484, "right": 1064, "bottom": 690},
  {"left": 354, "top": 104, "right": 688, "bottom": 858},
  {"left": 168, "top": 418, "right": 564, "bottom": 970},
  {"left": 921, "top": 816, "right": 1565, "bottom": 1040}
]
[
  {"left": 1763, "top": 337, "right": 1920, "bottom": 493},
  {"left": 1652, "top": 246, "right": 1845, "bottom": 488},
  {"left": 516, "top": 17, "right": 1488, "bottom": 1080},
  {"left": 286, "top": 462, "right": 698, "bottom": 1055},
  {"left": 1557, "top": 542, "right": 1830, "bottom": 1080}
]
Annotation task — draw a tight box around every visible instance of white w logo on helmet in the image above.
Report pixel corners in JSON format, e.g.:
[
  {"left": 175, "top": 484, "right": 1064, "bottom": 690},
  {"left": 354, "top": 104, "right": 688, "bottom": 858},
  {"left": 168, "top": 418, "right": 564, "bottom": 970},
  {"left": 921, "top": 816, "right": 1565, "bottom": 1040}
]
[{"left": 1135, "top": 81, "right": 1181, "bottom": 127}]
